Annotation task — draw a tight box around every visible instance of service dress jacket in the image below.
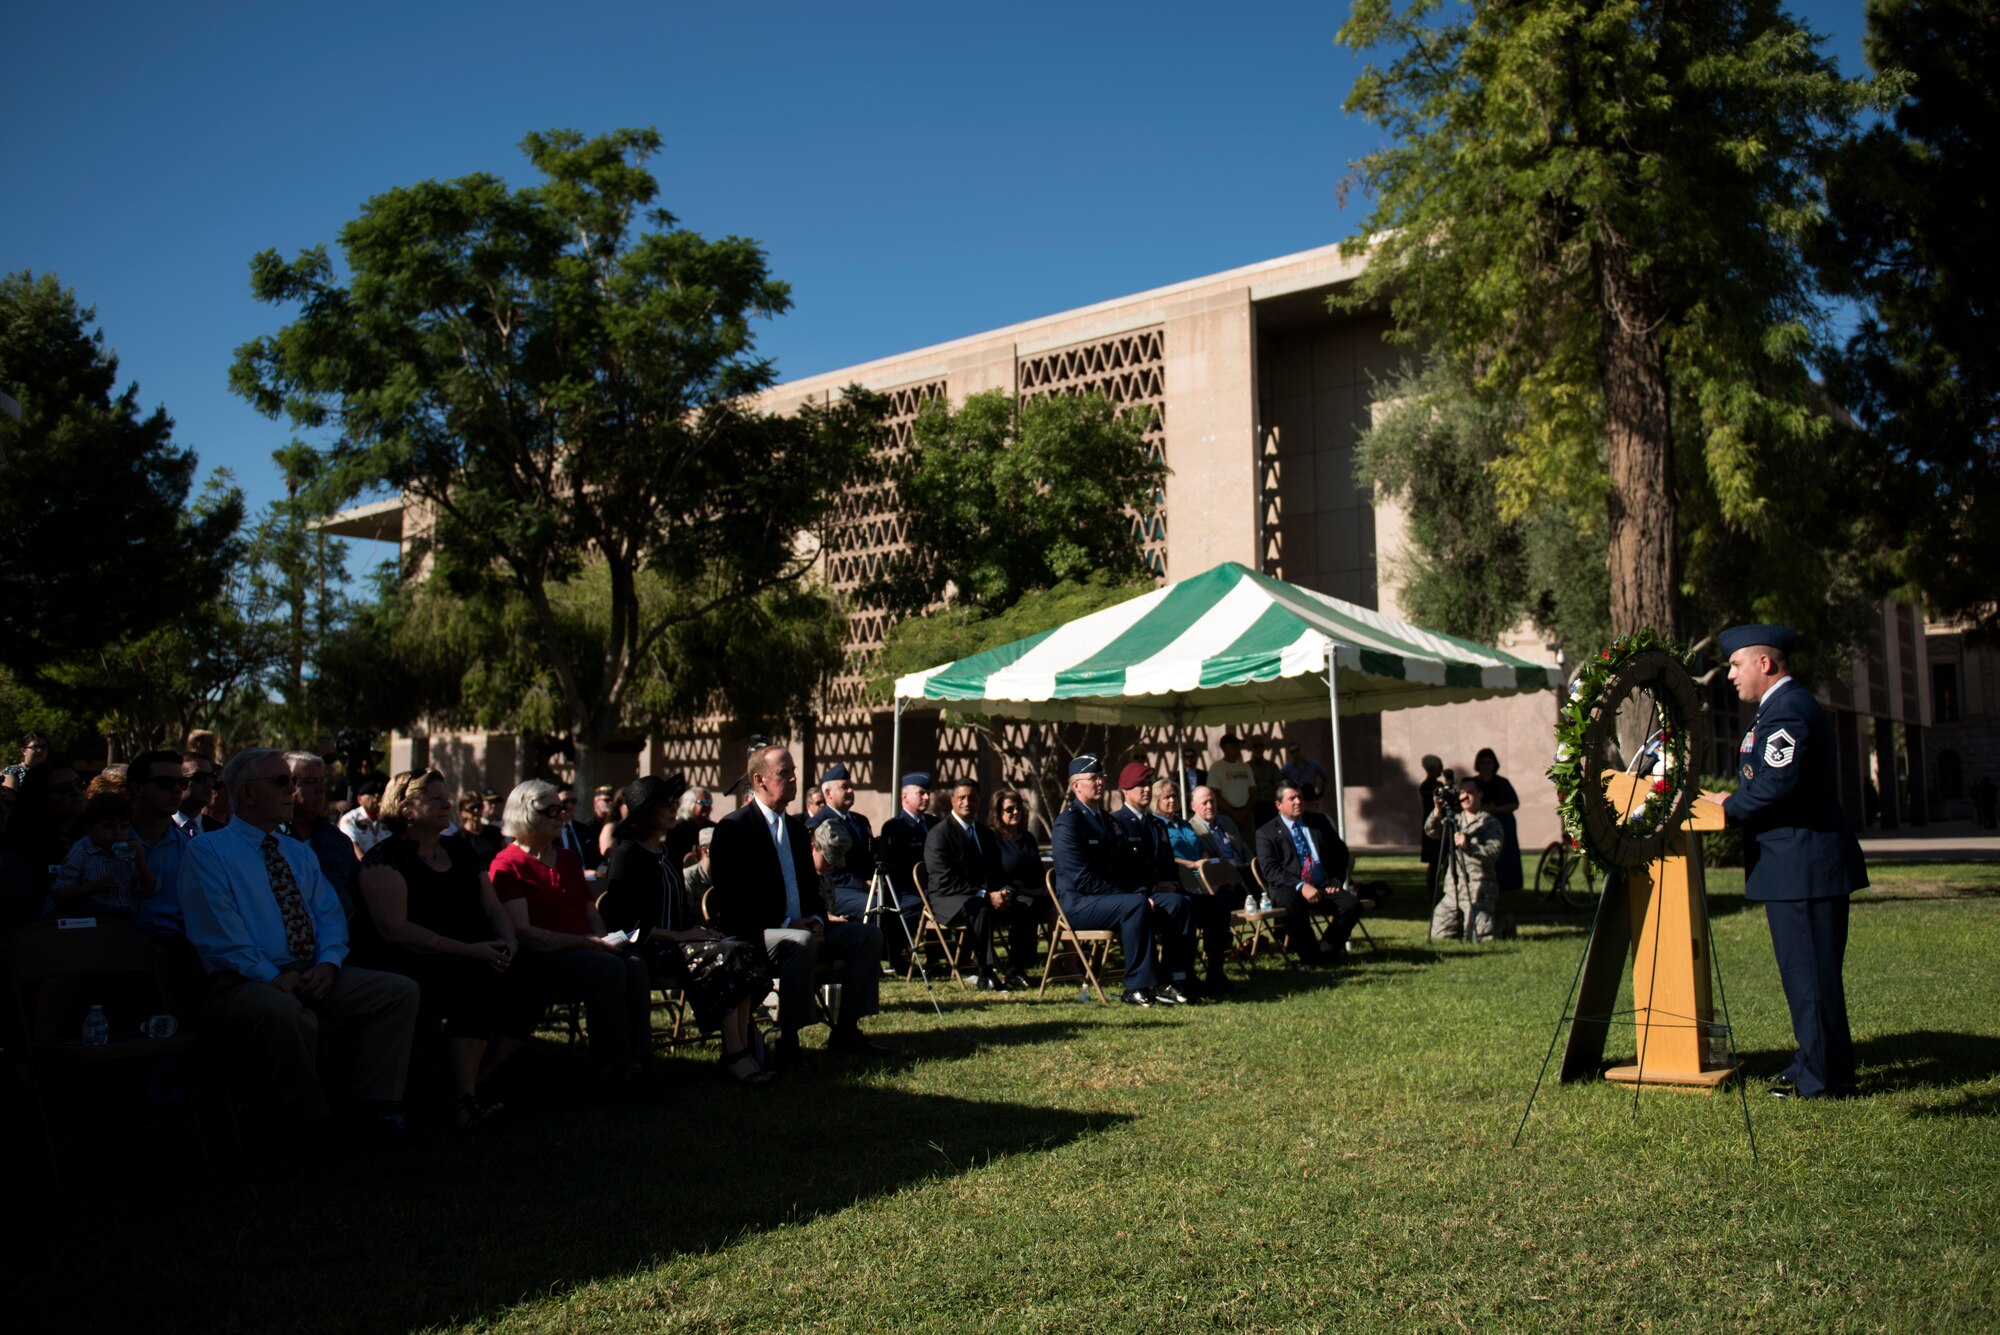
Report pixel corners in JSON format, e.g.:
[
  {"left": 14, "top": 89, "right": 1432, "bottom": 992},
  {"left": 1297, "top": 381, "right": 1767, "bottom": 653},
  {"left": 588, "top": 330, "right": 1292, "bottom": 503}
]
[
  {"left": 1050, "top": 799, "right": 1136, "bottom": 902},
  {"left": 1721, "top": 679, "right": 1869, "bottom": 901}
]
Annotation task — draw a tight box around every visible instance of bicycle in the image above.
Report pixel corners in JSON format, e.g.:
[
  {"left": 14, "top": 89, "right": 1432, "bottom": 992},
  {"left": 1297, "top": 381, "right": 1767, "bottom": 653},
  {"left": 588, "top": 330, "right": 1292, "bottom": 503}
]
[{"left": 1533, "top": 835, "right": 1598, "bottom": 911}]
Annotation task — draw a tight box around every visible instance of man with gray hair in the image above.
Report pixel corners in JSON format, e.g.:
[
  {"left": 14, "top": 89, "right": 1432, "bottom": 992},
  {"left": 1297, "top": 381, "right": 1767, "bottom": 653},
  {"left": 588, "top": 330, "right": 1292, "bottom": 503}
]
[
  {"left": 181, "top": 748, "right": 419, "bottom": 1131},
  {"left": 281, "top": 751, "right": 356, "bottom": 917}
]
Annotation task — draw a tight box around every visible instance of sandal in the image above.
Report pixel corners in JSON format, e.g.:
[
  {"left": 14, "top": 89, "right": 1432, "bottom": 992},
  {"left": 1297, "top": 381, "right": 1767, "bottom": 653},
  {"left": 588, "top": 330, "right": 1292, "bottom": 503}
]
[{"left": 719, "top": 1048, "right": 775, "bottom": 1089}]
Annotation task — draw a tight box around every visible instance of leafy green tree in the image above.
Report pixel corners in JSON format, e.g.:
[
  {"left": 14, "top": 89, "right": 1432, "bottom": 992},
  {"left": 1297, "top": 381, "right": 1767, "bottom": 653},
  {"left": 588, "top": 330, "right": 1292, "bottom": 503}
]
[
  {"left": 232, "top": 129, "right": 879, "bottom": 790},
  {"left": 868, "top": 390, "right": 1165, "bottom": 618},
  {"left": 1338, "top": 1, "right": 1874, "bottom": 642},
  {"left": 0, "top": 271, "right": 242, "bottom": 683},
  {"left": 1815, "top": 0, "right": 1999, "bottom": 631},
  {"left": 249, "top": 443, "right": 352, "bottom": 742}
]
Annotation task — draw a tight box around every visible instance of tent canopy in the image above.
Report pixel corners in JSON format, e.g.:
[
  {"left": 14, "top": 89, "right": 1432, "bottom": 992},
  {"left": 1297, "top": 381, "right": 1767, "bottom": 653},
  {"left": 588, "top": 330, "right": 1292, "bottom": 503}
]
[{"left": 892, "top": 561, "right": 1559, "bottom": 725}]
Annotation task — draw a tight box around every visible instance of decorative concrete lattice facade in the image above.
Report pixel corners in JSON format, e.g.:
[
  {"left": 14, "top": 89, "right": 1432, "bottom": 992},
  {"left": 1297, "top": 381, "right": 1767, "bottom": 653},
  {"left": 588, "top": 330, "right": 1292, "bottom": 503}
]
[
  {"left": 1018, "top": 327, "right": 1169, "bottom": 577},
  {"left": 816, "top": 380, "right": 946, "bottom": 786}
]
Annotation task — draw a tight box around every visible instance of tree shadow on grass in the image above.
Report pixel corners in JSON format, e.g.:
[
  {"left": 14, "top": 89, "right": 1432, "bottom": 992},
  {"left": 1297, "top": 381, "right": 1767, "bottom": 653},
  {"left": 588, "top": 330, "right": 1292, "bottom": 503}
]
[{"left": 10, "top": 1047, "right": 1131, "bottom": 1335}]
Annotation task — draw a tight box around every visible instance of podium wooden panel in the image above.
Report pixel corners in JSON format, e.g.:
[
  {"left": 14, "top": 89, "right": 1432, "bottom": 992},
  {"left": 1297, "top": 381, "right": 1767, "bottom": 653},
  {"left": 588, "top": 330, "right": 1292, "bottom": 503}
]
[{"left": 1561, "top": 771, "right": 1738, "bottom": 1090}]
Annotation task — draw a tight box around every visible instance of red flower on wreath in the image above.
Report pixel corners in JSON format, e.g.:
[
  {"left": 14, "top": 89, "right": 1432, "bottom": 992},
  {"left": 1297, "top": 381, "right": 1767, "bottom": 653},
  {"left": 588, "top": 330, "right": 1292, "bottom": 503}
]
[
  {"left": 1652, "top": 778, "right": 1669, "bottom": 794},
  {"left": 1601, "top": 650, "right": 1611, "bottom": 661}
]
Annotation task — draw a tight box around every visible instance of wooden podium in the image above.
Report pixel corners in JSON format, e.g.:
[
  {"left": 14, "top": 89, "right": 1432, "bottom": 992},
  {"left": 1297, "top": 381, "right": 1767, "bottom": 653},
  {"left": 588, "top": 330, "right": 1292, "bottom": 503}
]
[{"left": 1559, "top": 771, "right": 1737, "bottom": 1090}]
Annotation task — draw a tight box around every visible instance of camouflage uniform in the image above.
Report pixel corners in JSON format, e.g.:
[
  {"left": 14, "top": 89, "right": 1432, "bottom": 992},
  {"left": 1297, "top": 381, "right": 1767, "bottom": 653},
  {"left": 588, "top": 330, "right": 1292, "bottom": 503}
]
[{"left": 1424, "top": 807, "right": 1503, "bottom": 943}]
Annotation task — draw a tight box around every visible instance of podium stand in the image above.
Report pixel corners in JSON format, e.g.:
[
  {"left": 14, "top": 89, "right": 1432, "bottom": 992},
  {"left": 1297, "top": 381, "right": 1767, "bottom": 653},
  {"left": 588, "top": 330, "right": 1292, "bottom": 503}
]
[{"left": 1559, "top": 771, "right": 1737, "bottom": 1090}]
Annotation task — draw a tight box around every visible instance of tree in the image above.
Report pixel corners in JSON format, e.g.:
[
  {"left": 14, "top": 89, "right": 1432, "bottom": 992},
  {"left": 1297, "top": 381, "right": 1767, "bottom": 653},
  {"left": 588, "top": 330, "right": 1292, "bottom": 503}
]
[
  {"left": 1338, "top": 1, "right": 1873, "bottom": 642},
  {"left": 248, "top": 443, "right": 352, "bottom": 742},
  {"left": 1815, "top": 0, "right": 2000, "bottom": 632},
  {"left": 0, "top": 271, "right": 242, "bottom": 682},
  {"left": 867, "top": 390, "right": 1165, "bottom": 618},
  {"left": 232, "top": 128, "right": 879, "bottom": 791}
]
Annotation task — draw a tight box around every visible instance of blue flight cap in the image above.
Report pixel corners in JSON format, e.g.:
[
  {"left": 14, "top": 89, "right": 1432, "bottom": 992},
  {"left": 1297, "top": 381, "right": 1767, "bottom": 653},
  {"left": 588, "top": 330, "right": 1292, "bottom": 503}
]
[
  {"left": 899, "top": 771, "right": 932, "bottom": 790},
  {"left": 1718, "top": 623, "right": 1798, "bottom": 658},
  {"left": 1067, "top": 754, "right": 1105, "bottom": 778},
  {"left": 819, "top": 763, "right": 850, "bottom": 786}
]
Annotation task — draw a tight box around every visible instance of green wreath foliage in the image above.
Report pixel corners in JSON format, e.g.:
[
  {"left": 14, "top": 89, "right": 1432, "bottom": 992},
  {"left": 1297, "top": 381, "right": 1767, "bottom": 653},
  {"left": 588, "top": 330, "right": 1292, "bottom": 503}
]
[{"left": 1547, "top": 629, "right": 1706, "bottom": 872}]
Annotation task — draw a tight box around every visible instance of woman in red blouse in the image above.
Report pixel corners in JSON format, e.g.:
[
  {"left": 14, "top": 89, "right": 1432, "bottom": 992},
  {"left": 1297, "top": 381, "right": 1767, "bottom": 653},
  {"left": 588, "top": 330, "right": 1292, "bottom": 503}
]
[{"left": 490, "top": 779, "right": 654, "bottom": 1095}]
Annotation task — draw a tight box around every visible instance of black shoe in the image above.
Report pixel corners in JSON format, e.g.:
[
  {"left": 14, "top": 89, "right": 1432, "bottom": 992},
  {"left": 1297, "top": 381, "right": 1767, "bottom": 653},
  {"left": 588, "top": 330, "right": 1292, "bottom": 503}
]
[
  {"left": 1155, "top": 983, "right": 1196, "bottom": 1006},
  {"left": 826, "top": 1025, "right": 894, "bottom": 1057},
  {"left": 1121, "top": 988, "right": 1157, "bottom": 1007},
  {"left": 1004, "top": 970, "right": 1031, "bottom": 991},
  {"left": 976, "top": 971, "right": 1004, "bottom": 992},
  {"left": 1769, "top": 1073, "right": 1797, "bottom": 1093}
]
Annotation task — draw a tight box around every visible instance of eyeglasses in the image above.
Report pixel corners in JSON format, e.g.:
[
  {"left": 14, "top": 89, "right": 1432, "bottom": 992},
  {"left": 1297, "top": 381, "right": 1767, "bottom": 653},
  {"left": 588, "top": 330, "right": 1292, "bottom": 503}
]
[
  {"left": 534, "top": 803, "right": 564, "bottom": 818},
  {"left": 696, "top": 798, "right": 713, "bottom": 808}
]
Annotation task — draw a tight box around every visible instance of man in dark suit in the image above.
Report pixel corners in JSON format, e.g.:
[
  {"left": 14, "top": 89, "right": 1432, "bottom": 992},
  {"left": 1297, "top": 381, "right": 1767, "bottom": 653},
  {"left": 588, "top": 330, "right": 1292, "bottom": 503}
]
[
  {"left": 1254, "top": 780, "right": 1362, "bottom": 965},
  {"left": 806, "top": 763, "right": 876, "bottom": 920},
  {"left": 1701, "top": 623, "right": 1868, "bottom": 1100},
  {"left": 874, "top": 771, "right": 935, "bottom": 970},
  {"left": 1108, "top": 763, "right": 1215, "bottom": 997},
  {"left": 923, "top": 777, "right": 1038, "bottom": 991},
  {"left": 1050, "top": 755, "right": 1188, "bottom": 1006},
  {"left": 710, "top": 745, "right": 889, "bottom": 1068}
]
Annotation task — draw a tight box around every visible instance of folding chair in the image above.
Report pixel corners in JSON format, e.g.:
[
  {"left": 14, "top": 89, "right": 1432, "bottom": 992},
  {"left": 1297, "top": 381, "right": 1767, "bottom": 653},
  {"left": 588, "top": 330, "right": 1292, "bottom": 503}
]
[
  {"left": 1334, "top": 848, "right": 1380, "bottom": 953},
  {"left": 1035, "top": 868, "right": 1124, "bottom": 1004},
  {"left": 7, "top": 916, "right": 236, "bottom": 1183},
  {"left": 907, "top": 863, "right": 969, "bottom": 987}
]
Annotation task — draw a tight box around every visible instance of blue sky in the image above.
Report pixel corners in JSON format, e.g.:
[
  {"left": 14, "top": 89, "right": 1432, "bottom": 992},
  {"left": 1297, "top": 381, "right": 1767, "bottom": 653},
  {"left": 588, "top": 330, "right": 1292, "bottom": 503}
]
[{"left": 3, "top": 0, "right": 1871, "bottom": 547}]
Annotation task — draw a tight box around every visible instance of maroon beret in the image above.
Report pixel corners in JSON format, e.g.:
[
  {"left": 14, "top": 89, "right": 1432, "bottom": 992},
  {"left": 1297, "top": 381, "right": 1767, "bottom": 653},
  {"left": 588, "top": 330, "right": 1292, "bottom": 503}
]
[{"left": 1117, "top": 761, "right": 1153, "bottom": 791}]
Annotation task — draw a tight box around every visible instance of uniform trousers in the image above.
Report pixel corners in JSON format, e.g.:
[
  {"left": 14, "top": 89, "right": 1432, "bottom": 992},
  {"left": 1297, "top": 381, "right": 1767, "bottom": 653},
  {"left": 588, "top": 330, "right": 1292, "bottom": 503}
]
[
  {"left": 1764, "top": 896, "right": 1855, "bottom": 1097},
  {"left": 206, "top": 964, "right": 420, "bottom": 1121},
  {"left": 1060, "top": 892, "right": 1160, "bottom": 990}
]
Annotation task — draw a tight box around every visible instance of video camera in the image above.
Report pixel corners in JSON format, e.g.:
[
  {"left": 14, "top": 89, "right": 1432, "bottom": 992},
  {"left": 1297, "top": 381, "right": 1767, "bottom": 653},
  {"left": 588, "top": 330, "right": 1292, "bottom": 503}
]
[{"left": 1432, "top": 767, "right": 1458, "bottom": 812}]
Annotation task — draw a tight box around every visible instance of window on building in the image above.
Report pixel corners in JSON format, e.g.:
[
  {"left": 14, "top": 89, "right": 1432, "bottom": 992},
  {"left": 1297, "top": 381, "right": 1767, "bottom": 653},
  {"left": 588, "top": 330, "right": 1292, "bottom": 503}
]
[
  {"left": 1932, "top": 662, "right": 1960, "bottom": 725},
  {"left": 1937, "top": 749, "right": 1963, "bottom": 801}
]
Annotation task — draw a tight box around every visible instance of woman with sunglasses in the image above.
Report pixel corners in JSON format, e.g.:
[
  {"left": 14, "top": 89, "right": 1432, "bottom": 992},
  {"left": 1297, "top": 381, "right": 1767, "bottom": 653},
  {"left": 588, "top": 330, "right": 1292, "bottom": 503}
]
[
  {"left": 489, "top": 779, "right": 654, "bottom": 1098},
  {"left": 986, "top": 789, "right": 1046, "bottom": 990}
]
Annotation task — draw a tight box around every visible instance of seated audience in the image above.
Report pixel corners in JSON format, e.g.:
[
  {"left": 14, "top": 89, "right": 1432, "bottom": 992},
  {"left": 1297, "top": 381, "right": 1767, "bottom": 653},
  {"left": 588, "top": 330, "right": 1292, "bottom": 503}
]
[
  {"left": 48, "top": 791, "right": 156, "bottom": 917},
  {"left": 284, "top": 751, "right": 358, "bottom": 917},
  {"left": 1050, "top": 755, "right": 1185, "bottom": 1007},
  {"left": 1188, "top": 786, "right": 1252, "bottom": 869},
  {"left": 85, "top": 765, "right": 130, "bottom": 799},
  {"left": 174, "top": 756, "right": 216, "bottom": 836},
  {"left": 354, "top": 768, "right": 518, "bottom": 1129},
  {"left": 924, "top": 777, "right": 1039, "bottom": 991},
  {"left": 987, "top": 788, "right": 1045, "bottom": 990},
  {"left": 459, "top": 790, "right": 507, "bottom": 866},
  {"left": 710, "top": 745, "right": 889, "bottom": 1069},
  {"left": 806, "top": 763, "right": 877, "bottom": 921},
  {"left": 683, "top": 826, "right": 716, "bottom": 915},
  {"left": 2, "top": 763, "right": 88, "bottom": 900},
  {"left": 1254, "top": 780, "right": 1363, "bottom": 966},
  {"left": 180, "top": 748, "right": 419, "bottom": 1129},
  {"left": 1426, "top": 776, "right": 1504, "bottom": 944},
  {"left": 489, "top": 779, "right": 654, "bottom": 1096},
  {"left": 201, "top": 763, "right": 232, "bottom": 831},
  {"left": 598, "top": 774, "right": 774, "bottom": 1088},
  {"left": 1115, "top": 768, "right": 1226, "bottom": 996},
  {"left": 664, "top": 785, "right": 712, "bottom": 868},
  {"left": 595, "top": 785, "right": 628, "bottom": 864}
]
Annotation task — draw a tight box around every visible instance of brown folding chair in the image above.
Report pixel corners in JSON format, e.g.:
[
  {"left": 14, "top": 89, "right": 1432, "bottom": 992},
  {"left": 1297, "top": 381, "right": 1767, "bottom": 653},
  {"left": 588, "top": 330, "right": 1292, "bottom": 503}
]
[
  {"left": 1036, "top": 868, "right": 1124, "bottom": 1004},
  {"left": 7, "top": 916, "right": 235, "bottom": 1182},
  {"left": 1233, "top": 860, "right": 1287, "bottom": 963},
  {"left": 907, "top": 863, "right": 968, "bottom": 987}
]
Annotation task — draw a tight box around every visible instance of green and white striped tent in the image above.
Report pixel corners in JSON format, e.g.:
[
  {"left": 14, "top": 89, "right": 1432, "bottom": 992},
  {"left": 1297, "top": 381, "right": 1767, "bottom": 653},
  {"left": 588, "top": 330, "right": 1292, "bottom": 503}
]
[{"left": 890, "top": 561, "right": 1560, "bottom": 834}]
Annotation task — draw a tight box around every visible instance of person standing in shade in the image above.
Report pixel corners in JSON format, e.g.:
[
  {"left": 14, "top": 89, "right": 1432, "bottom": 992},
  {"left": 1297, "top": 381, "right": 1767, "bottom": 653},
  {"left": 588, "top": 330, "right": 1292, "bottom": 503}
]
[
  {"left": 1471, "top": 748, "right": 1522, "bottom": 895},
  {"left": 1207, "top": 736, "right": 1257, "bottom": 843},
  {"left": 1700, "top": 623, "right": 1868, "bottom": 1100},
  {"left": 1245, "top": 737, "right": 1284, "bottom": 830},
  {"left": 1050, "top": 755, "right": 1184, "bottom": 1007},
  {"left": 1416, "top": 755, "right": 1448, "bottom": 881},
  {"left": 179, "top": 749, "right": 419, "bottom": 1130}
]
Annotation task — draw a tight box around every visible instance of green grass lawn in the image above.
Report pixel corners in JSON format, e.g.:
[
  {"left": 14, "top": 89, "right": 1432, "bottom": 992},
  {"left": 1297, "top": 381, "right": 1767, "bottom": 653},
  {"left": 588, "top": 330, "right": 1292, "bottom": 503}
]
[{"left": 12, "top": 857, "right": 1998, "bottom": 1333}]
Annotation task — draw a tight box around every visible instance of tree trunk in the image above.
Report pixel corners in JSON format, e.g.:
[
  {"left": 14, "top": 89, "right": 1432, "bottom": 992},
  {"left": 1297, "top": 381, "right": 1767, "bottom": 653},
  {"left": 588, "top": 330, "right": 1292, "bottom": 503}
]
[{"left": 1599, "top": 247, "right": 1679, "bottom": 639}]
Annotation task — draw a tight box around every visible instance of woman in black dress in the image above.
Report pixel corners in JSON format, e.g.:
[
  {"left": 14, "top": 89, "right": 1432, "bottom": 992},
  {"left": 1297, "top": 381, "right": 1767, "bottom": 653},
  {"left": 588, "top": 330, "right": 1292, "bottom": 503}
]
[
  {"left": 1472, "top": 747, "right": 1524, "bottom": 896},
  {"left": 988, "top": 788, "right": 1046, "bottom": 987},
  {"left": 356, "top": 768, "right": 519, "bottom": 1129},
  {"left": 597, "top": 773, "right": 773, "bottom": 1088}
]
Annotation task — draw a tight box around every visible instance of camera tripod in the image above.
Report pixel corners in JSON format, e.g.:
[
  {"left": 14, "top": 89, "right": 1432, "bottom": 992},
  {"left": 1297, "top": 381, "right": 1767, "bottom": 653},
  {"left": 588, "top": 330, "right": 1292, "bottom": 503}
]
[{"left": 862, "top": 865, "right": 943, "bottom": 1017}]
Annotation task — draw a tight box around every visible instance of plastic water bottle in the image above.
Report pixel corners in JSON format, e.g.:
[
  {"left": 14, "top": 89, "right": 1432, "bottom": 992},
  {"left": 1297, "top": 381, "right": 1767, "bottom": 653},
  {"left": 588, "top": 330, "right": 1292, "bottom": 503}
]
[
  {"left": 1260, "top": 893, "right": 1273, "bottom": 912},
  {"left": 82, "top": 1004, "right": 108, "bottom": 1047}
]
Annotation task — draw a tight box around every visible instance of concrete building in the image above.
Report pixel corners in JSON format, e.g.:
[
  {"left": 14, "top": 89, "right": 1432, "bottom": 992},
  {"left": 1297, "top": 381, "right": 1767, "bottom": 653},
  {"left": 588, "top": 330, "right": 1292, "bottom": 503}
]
[{"left": 327, "top": 241, "right": 1929, "bottom": 850}]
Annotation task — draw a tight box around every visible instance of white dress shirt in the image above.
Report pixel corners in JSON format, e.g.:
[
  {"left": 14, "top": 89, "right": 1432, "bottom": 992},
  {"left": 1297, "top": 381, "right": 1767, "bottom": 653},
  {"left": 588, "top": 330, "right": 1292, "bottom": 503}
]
[{"left": 181, "top": 816, "right": 350, "bottom": 982}]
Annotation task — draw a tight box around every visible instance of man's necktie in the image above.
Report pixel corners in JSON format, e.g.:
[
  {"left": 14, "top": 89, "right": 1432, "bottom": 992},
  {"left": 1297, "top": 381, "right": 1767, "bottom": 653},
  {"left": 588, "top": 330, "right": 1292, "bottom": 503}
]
[
  {"left": 771, "top": 812, "right": 801, "bottom": 919},
  {"left": 1289, "top": 821, "right": 1320, "bottom": 887},
  {"left": 261, "top": 834, "right": 316, "bottom": 960}
]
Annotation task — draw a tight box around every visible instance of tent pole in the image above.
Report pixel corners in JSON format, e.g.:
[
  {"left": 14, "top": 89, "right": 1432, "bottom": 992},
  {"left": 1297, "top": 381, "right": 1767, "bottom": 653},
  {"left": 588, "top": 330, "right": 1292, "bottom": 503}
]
[
  {"left": 1176, "top": 711, "right": 1189, "bottom": 810},
  {"left": 891, "top": 697, "right": 903, "bottom": 800},
  {"left": 1326, "top": 656, "right": 1346, "bottom": 842}
]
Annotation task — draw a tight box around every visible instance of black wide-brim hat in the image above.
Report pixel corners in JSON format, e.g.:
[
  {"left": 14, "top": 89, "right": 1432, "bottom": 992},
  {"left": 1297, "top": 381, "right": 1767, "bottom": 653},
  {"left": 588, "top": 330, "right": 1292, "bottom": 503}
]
[{"left": 621, "top": 772, "right": 689, "bottom": 832}]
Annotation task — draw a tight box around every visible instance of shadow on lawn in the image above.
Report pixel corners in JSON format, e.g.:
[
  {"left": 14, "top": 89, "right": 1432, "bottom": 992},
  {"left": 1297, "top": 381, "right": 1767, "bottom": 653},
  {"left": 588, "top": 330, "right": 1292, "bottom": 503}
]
[
  {"left": 11, "top": 1042, "right": 1132, "bottom": 1335},
  {"left": 1732, "top": 1029, "right": 2000, "bottom": 1103}
]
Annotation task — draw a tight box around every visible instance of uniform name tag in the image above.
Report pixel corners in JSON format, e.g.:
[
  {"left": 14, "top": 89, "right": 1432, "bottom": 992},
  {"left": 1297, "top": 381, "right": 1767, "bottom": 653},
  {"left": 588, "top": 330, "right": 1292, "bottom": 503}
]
[{"left": 1764, "top": 728, "right": 1797, "bottom": 768}]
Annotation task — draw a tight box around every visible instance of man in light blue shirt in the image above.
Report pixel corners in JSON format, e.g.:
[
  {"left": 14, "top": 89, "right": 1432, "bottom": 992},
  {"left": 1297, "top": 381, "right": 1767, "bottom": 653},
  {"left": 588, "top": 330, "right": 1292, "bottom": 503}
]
[
  {"left": 181, "top": 748, "right": 418, "bottom": 1125},
  {"left": 126, "top": 749, "right": 193, "bottom": 939}
]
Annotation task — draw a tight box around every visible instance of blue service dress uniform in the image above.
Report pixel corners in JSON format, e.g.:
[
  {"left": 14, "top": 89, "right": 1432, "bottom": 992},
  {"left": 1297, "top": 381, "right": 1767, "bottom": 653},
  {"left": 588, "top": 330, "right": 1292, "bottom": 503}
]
[
  {"left": 1107, "top": 804, "right": 1201, "bottom": 982},
  {"left": 1050, "top": 798, "right": 1167, "bottom": 990},
  {"left": 1722, "top": 678, "right": 1869, "bottom": 1097},
  {"left": 875, "top": 807, "right": 933, "bottom": 958},
  {"left": 807, "top": 806, "right": 876, "bottom": 921}
]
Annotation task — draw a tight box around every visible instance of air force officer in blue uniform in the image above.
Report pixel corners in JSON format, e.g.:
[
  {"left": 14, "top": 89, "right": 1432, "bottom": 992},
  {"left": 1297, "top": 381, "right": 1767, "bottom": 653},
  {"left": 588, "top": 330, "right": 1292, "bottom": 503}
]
[
  {"left": 1050, "top": 755, "right": 1189, "bottom": 1006},
  {"left": 1700, "top": 624, "right": 1868, "bottom": 1099}
]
